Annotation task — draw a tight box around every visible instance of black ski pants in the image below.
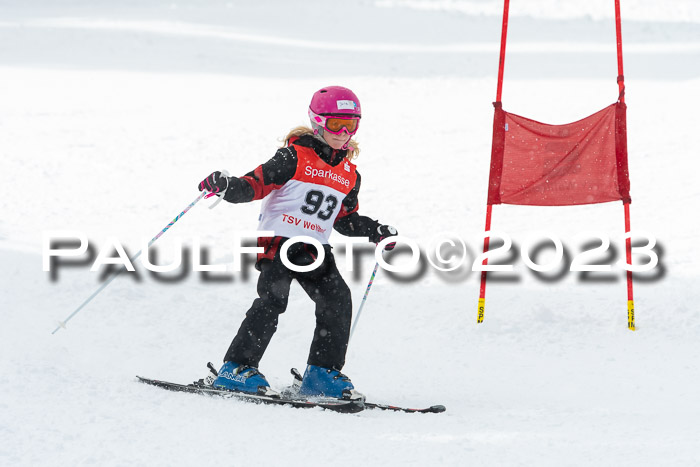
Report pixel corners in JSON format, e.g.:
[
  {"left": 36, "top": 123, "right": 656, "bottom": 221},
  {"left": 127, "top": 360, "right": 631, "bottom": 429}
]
[{"left": 224, "top": 244, "right": 352, "bottom": 370}]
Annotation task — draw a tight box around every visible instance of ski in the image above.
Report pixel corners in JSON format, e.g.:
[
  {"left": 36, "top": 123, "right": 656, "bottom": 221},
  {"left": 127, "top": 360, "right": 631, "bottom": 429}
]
[
  {"left": 136, "top": 376, "right": 364, "bottom": 414},
  {"left": 287, "top": 368, "right": 445, "bottom": 414},
  {"left": 364, "top": 401, "right": 446, "bottom": 414}
]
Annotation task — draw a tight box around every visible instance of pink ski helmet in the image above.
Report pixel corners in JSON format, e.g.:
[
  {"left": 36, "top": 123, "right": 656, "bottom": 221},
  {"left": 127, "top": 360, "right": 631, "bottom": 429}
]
[{"left": 308, "top": 86, "right": 361, "bottom": 137}]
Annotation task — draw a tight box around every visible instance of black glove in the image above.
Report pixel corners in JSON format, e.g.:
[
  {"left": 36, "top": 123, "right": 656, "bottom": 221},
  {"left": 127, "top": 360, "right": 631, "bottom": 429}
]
[
  {"left": 198, "top": 171, "right": 228, "bottom": 196},
  {"left": 370, "top": 224, "right": 398, "bottom": 251}
]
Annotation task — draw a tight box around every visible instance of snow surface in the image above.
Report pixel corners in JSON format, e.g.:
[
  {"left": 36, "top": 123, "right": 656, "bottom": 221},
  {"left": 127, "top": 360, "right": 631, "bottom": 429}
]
[{"left": 1, "top": 1, "right": 700, "bottom": 466}]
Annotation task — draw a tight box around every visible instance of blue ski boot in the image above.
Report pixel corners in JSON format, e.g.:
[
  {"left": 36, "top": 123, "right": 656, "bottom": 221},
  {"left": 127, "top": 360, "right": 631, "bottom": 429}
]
[
  {"left": 212, "top": 361, "right": 278, "bottom": 397},
  {"left": 298, "top": 365, "right": 365, "bottom": 401}
]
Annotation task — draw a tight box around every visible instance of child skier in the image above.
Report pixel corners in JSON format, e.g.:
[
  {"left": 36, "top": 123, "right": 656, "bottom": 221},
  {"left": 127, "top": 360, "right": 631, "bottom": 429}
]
[{"left": 198, "top": 86, "right": 397, "bottom": 401}]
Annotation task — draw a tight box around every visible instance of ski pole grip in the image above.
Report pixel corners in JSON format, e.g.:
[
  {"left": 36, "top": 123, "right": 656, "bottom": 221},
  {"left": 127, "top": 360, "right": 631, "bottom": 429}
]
[{"left": 207, "top": 169, "right": 230, "bottom": 210}]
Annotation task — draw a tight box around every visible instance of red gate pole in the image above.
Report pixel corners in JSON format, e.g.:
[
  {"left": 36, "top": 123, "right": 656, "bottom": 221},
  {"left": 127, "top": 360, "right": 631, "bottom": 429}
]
[
  {"left": 615, "top": 0, "right": 635, "bottom": 330},
  {"left": 477, "top": 205, "right": 493, "bottom": 323},
  {"left": 495, "top": 0, "right": 510, "bottom": 103},
  {"left": 624, "top": 203, "right": 635, "bottom": 330},
  {"left": 615, "top": 0, "right": 625, "bottom": 105},
  {"left": 477, "top": 0, "right": 510, "bottom": 323}
]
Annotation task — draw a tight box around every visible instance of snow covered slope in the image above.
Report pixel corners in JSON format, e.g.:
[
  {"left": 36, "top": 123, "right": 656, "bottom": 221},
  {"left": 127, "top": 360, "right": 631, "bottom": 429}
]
[{"left": 1, "top": 1, "right": 699, "bottom": 466}]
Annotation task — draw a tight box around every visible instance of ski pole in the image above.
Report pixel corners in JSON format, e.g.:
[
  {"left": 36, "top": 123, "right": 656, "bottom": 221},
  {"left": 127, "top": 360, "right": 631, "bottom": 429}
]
[
  {"left": 51, "top": 191, "right": 209, "bottom": 334},
  {"left": 349, "top": 259, "right": 380, "bottom": 342}
]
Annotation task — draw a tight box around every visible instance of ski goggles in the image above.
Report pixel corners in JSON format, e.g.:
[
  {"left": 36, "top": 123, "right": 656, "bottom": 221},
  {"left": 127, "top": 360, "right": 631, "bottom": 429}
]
[{"left": 309, "top": 110, "right": 360, "bottom": 136}]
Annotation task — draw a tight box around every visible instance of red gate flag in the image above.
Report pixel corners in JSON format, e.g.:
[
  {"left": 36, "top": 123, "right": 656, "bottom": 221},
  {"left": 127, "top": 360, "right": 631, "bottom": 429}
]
[
  {"left": 487, "top": 101, "right": 631, "bottom": 206},
  {"left": 478, "top": 0, "right": 636, "bottom": 330}
]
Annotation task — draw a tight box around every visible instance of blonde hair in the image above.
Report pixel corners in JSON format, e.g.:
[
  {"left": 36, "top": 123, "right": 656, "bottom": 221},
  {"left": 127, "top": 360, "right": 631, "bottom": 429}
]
[{"left": 282, "top": 126, "right": 360, "bottom": 161}]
